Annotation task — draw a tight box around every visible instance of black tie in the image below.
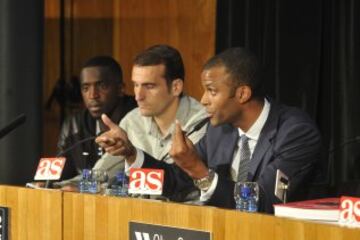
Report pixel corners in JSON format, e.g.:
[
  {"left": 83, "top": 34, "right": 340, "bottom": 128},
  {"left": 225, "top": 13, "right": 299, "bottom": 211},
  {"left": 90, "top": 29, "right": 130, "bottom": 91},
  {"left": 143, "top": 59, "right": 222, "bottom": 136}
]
[{"left": 237, "top": 135, "right": 251, "bottom": 182}]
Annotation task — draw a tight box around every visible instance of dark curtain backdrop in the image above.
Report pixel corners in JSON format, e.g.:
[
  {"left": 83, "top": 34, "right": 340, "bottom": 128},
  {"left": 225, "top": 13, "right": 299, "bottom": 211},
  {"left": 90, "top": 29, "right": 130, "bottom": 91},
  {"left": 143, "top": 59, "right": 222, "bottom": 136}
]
[
  {"left": 216, "top": 0, "right": 360, "bottom": 192},
  {"left": 0, "top": 0, "right": 43, "bottom": 184}
]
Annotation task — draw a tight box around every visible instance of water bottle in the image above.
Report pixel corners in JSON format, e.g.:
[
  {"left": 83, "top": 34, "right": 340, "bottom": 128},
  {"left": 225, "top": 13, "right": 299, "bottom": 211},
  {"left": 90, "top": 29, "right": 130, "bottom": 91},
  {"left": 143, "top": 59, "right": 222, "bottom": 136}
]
[
  {"left": 247, "top": 195, "right": 258, "bottom": 212},
  {"left": 88, "top": 170, "right": 99, "bottom": 194},
  {"left": 234, "top": 182, "right": 258, "bottom": 212},
  {"left": 79, "top": 169, "right": 91, "bottom": 193},
  {"left": 238, "top": 186, "right": 258, "bottom": 212},
  {"left": 111, "top": 171, "right": 128, "bottom": 197}
]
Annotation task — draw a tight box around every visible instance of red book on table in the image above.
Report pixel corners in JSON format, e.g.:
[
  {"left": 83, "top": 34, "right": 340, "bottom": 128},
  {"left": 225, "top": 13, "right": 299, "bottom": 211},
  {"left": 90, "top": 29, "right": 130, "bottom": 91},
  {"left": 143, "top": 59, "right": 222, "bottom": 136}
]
[{"left": 274, "top": 198, "right": 340, "bottom": 222}]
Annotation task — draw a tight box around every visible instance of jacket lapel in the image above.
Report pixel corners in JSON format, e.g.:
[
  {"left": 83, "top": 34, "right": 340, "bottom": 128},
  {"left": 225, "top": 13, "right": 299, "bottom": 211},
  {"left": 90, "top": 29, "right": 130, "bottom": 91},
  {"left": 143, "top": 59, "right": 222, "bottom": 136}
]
[
  {"left": 248, "top": 102, "right": 280, "bottom": 181},
  {"left": 214, "top": 125, "right": 239, "bottom": 177}
]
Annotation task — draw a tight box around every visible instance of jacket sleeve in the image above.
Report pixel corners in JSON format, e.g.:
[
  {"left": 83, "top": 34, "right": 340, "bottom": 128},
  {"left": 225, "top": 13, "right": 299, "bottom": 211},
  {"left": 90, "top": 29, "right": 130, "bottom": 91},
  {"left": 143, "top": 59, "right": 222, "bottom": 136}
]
[{"left": 142, "top": 152, "right": 198, "bottom": 202}]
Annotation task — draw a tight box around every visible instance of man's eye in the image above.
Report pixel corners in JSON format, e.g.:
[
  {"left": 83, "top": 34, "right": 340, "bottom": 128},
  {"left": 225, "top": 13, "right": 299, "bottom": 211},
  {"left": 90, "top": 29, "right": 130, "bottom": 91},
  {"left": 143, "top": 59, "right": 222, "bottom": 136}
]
[
  {"left": 208, "top": 88, "right": 216, "bottom": 96},
  {"left": 81, "top": 85, "right": 89, "bottom": 92},
  {"left": 98, "top": 82, "right": 109, "bottom": 90},
  {"left": 145, "top": 84, "right": 155, "bottom": 89}
]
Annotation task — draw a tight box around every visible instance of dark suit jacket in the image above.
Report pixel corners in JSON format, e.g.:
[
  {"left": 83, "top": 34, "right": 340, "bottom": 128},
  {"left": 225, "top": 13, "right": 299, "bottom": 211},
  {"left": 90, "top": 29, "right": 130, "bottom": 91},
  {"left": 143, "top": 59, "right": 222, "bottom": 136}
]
[{"left": 143, "top": 101, "right": 321, "bottom": 213}]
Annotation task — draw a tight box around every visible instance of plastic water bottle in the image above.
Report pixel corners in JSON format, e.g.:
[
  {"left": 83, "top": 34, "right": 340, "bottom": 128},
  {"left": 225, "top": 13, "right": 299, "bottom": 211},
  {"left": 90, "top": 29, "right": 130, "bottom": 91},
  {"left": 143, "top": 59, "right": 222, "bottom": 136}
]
[
  {"left": 111, "top": 171, "right": 128, "bottom": 197},
  {"left": 88, "top": 170, "right": 99, "bottom": 194},
  {"left": 79, "top": 169, "right": 91, "bottom": 193},
  {"left": 247, "top": 195, "right": 258, "bottom": 212}
]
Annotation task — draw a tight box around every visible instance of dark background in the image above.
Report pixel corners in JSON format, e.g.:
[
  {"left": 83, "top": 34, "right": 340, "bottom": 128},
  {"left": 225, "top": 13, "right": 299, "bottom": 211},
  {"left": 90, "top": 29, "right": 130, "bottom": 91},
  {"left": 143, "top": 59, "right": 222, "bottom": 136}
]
[
  {"left": 0, "top": 0, "right": 43, "bottom": 184},
  {"left": 0, "top": 0, "right": 359, "bottom": 196}
]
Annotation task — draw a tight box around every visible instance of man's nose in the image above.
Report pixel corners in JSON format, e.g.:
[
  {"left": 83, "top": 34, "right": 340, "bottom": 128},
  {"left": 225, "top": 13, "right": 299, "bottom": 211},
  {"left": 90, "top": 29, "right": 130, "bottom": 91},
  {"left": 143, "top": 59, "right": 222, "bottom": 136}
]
[
  {"left": 88, "top": 86, "right": 100, "bottom": 99},
  {"left": 135, "top": 86, "right": 145, "bottom": 101},
  {"left": 200, "top": 92, "right": 209, "bottom": 106}
]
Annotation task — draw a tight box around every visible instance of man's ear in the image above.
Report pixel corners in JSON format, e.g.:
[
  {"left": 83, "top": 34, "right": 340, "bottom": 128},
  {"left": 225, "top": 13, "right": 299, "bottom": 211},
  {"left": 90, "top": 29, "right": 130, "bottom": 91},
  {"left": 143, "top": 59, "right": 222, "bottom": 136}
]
[
  {"left": 171, "top": 79, "right": 184, "bottom": 97},
  {"left": 235, "top": 85, "right": 252, "bottom": 103}
]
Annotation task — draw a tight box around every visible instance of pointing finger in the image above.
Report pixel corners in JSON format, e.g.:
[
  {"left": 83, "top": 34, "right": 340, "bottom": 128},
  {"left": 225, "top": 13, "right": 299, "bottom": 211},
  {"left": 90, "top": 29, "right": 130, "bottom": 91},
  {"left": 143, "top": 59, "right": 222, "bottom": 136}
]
[
  {"left": 101, "top": 113, "right": 118, "bottom": 130},
  {"left": 172, "top": 120, "right": 186, "bottom": 145}
]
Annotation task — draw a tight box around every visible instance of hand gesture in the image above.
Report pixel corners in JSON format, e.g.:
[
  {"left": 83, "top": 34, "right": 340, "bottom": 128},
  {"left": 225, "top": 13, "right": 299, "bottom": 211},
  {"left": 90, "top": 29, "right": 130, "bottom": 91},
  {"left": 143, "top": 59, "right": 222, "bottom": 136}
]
[
  {"left": 95, "top": 114, "right": 136, "bottom": 163},
  {"left": 169, "top": 120, "right": 208, "bottom": 179}
]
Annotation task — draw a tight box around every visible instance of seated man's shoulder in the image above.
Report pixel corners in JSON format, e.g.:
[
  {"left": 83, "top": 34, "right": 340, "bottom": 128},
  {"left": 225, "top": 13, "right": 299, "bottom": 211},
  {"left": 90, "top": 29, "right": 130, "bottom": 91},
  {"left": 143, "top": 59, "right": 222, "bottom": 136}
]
[
  {"left": 120, "top": 107, "right": 146, "bottom": 129},
  {"left": 61, "top": 109, "right": 87, "bottom": 133},
  {"left": 187, "top": 95, "right": 205, "bottom": 111},
  {"left": 182, "top": 96, "right": 207, "bottom": 124},
  {"left": 122, "top": 107, "right": 142, "bottom": 120},
  {"left": 205, "top": 123, "right": 237, "bottom": 140},
  {"left": 276, "top": 103, "right": 317, "bottom": 126},
  {"left": 273, "top": 103, "right": 321, "bottom": 141}
]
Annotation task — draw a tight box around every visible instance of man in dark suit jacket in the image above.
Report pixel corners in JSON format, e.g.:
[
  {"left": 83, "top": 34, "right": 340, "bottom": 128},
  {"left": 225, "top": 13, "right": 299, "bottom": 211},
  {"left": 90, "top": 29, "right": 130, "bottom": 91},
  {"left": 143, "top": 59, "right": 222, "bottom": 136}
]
[{"left": 96, "top": 47, "right": 321, "bottom": 213}]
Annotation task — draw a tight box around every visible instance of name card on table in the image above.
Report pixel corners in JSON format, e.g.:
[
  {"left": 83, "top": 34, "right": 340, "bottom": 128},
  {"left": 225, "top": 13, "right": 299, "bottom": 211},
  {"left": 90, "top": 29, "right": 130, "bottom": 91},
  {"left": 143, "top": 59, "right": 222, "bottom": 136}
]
[
  {"left": 129, "top": 168, "right": 164, "bottom": 195},
  {"left": 129, "top": 221, "right": 211, "bottom": 240},
  {"left": 34, "top": 157, "right": 66, "bottom": 180},
  {"left": 339, "top": 196, "right": 360, "bottom": 227},
  {"left": 0, "top": 207, "right": 9, "bottom": 240}
]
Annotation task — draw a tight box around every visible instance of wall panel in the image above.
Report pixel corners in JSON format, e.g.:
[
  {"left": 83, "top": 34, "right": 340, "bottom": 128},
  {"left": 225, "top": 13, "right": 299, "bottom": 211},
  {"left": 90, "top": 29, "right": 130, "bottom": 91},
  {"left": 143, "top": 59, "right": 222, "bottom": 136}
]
[{"left": 113, "top": 0, "right": 216, "bottom": 98}]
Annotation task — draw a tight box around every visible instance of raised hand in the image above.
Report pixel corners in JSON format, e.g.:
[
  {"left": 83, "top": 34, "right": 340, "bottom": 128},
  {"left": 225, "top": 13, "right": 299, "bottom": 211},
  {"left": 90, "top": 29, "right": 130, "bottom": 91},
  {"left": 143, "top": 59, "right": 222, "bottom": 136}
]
[
  {"left": 95, "top": 114, "right": 136, "bottom": 163},
  {"left": 169, "top": 120, "right": 208, "bottom": 179}
]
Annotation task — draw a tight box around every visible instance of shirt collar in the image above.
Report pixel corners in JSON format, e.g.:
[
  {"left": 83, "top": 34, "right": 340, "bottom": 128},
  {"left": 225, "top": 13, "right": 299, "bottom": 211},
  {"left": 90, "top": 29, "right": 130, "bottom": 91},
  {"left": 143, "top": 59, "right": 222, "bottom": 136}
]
[{"left": 238, "top": 98, "right": 271, "bottom": 141}]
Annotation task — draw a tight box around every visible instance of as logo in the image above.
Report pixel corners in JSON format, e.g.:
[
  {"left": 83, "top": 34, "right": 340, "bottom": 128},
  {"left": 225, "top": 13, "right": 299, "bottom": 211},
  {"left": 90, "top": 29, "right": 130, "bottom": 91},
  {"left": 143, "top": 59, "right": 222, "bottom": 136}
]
[
  {"left": 339, "top": 196, "right": 360, "bottom": 227},
  {"left": 34, "top": 157, "right": 66, "bottom": 180},
  {"left": 129, "top": 168, "right": 164, "bottom": 195}
]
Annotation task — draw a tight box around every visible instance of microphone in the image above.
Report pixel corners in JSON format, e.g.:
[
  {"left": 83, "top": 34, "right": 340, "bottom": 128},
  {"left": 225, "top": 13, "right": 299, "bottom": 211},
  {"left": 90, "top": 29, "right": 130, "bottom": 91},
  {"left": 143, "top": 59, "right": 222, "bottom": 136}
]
[
  {"left": 159, "top": 117, "right": 209, "bottom": 162},
  {"left": 44, "top": 135, "right": 99, "bottom": 188},
  {"left": 184, "top": 117, "right": 210, "bottom": 137},
  {"left": 56, "top": 136, "right": 96, "bottom": 157},
  {"left": 0, "top": 114, "right": 26, "bottom": 140}
]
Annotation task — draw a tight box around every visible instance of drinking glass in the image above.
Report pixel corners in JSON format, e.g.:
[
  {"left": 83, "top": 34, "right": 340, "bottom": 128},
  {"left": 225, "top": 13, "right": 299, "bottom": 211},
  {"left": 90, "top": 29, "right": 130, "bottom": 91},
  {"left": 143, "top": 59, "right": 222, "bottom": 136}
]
[{"left": 234, "top": 182, "right": 259, "bottom": 212}]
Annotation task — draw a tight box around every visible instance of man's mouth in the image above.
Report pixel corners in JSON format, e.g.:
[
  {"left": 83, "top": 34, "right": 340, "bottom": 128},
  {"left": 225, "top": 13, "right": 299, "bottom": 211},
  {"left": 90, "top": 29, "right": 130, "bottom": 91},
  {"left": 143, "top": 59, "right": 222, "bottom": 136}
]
[{"left": 89, "top": 105, "right": 102, "bottom": 112}]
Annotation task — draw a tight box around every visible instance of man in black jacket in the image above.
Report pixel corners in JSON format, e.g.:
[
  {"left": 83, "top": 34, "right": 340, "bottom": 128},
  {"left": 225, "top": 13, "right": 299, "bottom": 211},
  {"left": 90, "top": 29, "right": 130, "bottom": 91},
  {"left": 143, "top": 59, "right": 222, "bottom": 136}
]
[{"left": 58, "top": 56, "right": 136, "bottom": 180}]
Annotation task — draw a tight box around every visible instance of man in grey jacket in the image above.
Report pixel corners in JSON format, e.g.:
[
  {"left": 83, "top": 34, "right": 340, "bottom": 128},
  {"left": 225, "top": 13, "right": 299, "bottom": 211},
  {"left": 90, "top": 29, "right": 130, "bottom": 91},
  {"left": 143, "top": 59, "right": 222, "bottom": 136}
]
[{"left": 96, "top": 45, "right": 208, "bottom": 200}]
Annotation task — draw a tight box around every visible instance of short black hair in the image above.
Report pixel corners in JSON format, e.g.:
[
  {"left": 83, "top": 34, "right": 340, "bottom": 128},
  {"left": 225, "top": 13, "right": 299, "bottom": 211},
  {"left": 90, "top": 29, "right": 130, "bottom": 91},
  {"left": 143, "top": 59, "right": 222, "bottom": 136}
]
[
  {"left": 204, "top": 47, "right": 264, "bottom": 99},
  {"left": 133, "top": 44, "right": 185, "bottom": 86},
  {"left": 82, "top": 56, "right": 123, "bottom": 84}
]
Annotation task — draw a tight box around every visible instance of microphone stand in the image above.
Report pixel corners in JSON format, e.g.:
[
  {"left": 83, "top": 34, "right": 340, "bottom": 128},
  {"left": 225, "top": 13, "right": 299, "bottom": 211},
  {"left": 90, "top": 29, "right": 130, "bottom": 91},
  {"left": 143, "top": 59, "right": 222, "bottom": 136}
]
[
  {"left": 159, "top": 117, "right": 209, "bottom": 162},
  {"left": 44, "top": 136, "right": 97, "bottom": 188}
]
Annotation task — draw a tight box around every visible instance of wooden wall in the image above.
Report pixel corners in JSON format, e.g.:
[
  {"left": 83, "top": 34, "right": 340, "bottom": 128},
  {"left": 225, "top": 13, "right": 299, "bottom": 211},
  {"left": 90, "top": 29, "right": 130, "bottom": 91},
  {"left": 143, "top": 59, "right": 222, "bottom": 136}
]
[{"left": 43, "top": 0, "right": 216, "bottom": 155}]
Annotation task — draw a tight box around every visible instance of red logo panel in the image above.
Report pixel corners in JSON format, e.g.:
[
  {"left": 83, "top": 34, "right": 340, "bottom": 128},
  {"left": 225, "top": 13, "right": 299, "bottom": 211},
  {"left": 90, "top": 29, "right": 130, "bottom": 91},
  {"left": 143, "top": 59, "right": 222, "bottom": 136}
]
[
  {"left": 34, "top": 157, "right": 66, "bottom": 180},
  {"left": 339, "top": 196, "right": 360, "bottom": 227},
  {"left": 129, "top": 168, "right": 164, "bottom": 195}
]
